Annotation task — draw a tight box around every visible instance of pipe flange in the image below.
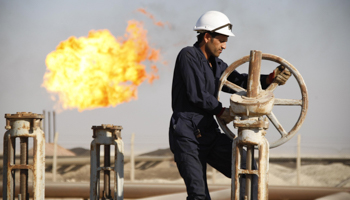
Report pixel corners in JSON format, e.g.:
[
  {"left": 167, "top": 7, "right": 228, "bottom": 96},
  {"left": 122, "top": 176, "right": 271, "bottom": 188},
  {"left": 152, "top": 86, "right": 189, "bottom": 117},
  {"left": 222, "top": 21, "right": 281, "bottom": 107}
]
[
  {"left": 91, "top": 124, "right": 123, "bottom": 139},
  {"left": 5, "top": 112, "right": 44, "bottom": 131}
]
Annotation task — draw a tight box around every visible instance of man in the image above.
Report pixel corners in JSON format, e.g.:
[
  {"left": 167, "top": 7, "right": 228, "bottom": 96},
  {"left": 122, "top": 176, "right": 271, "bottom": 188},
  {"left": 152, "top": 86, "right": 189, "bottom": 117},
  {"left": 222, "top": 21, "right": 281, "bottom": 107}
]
[{"left": 169, "top": 11, "right": 290, "bottom": 200}]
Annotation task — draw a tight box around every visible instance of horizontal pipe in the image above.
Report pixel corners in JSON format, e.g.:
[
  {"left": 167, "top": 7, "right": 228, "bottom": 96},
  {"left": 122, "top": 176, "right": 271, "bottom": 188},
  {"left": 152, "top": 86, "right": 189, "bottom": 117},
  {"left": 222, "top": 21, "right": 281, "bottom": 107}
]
[
  {"left": 1, "top": 155, "right": 349, "bottom": 168},
  {"left": 0, "top": 182, "right": 348, "bottom": 199},
  {"left": 168, "top": 187, "right": 350, "bottom": 200},
  {"left": 0, "top": 182, "right": 227, "bottom": 199},
  {"left": 0, "top": 156, "right": 174, "bottom": 168}
]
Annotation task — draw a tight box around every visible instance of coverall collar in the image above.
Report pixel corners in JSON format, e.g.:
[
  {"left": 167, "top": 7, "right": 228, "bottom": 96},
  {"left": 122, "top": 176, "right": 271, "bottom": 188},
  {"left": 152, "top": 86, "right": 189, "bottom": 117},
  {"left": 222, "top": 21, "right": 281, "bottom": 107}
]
[{"left": 193, "top": 42, "right": 220, "bottom": 64}]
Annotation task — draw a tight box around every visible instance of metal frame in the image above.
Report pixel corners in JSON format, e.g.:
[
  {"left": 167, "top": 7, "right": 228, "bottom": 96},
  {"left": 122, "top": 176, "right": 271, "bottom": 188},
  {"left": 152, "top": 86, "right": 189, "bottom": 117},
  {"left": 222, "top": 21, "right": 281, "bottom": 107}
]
[
  {"left": 216, "top": 50, "right": 308, "bottom": 200},
  {"left": 90, "top": 124, "right": 124, "bottom": 200},
  {"left": 2, "top": 112, "right": 45, "bottom": 200}
]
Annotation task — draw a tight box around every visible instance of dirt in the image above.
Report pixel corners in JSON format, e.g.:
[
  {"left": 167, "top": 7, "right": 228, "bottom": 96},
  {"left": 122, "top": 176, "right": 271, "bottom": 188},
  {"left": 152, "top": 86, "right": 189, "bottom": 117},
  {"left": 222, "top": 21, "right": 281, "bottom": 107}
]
[
  {"left": 39, "top": 159, "right": 350, "bottom": 188},
  {"left": 2, "top": 147, "right": 350, "bottom": 200},
  {"left": 38, "top": 147, "right": 350, "bottom": 187}
]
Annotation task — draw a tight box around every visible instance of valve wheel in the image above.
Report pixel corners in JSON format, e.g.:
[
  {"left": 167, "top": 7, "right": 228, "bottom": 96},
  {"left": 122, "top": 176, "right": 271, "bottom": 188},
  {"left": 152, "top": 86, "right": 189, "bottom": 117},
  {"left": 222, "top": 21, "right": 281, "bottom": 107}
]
[{"left": 217, "top": 53, "right": 308, "bottom": 148}]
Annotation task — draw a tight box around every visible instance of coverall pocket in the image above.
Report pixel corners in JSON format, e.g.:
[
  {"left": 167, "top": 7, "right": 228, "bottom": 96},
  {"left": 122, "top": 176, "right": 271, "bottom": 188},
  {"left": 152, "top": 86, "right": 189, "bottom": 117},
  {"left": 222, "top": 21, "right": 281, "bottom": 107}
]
[{"left": 172, "top": 113, "right": 195, "bottom": 138}]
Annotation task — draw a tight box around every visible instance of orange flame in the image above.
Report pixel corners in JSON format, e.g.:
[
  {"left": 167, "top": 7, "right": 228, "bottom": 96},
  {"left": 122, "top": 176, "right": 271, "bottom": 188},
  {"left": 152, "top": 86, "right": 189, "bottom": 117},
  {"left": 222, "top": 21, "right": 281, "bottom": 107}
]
[
  {"left": 137, "top": 8, "right": 168, "bottom": 27},
  {"left": 42, "top": 20, "right": 160, "bottom": 111}
]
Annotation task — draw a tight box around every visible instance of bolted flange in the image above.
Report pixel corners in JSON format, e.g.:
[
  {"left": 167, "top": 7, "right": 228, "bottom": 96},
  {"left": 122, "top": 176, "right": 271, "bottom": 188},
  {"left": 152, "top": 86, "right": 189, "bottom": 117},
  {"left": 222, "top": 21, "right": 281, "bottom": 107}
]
[
  {"left": 5, "top": 112, "right": 44, "bottom": 131},
  {"left": 91, "top": 124, "right": 123, "bottom": 139}
]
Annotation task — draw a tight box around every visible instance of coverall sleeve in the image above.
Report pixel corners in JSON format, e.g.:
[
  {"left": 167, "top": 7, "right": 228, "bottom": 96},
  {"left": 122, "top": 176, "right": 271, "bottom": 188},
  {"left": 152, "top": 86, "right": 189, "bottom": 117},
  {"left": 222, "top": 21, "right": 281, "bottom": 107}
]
[{"left": 177, "top": 50, "right": 223, "bottom": 115}]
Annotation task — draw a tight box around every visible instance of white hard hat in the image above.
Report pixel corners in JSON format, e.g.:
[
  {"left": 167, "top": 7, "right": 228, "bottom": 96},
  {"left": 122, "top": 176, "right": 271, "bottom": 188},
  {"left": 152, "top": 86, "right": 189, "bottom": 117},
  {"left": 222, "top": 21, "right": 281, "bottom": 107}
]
[{"left": 194, "top": 11, "right": 234, "bottom": 37}]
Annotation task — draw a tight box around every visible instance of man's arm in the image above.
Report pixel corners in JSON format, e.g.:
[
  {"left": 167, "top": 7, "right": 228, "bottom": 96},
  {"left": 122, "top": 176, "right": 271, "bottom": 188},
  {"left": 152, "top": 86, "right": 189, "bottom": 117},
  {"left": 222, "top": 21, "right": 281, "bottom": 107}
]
[{"left": 177, "top": 49, "right": 223, "bottom": 115}]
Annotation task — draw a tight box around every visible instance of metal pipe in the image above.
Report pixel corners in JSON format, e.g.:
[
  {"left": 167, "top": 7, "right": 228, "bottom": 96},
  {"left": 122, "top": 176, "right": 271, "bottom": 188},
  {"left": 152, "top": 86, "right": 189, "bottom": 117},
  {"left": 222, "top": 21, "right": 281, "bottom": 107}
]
[
  {"left": 104, "top": 144, "right": 111, "bottom": 198},
  {"left": 258, "top": 137, "right": 269, "bottom": 200},
  {"left": 90, "top": 124, "right": 123, "bottom": 200},
  {"left": 0, "top": 182, "right": 228, "bottom": 199},
  {"left": 0, "top": 155, "right": 174, "bottom": 168},
  {"left": 297, "top": 134, "right": 301, "bottom": 186},
  {"left": 90, "top": 140, "right": 99, "bottom": 200},
  {"left": 48, "top": 111, "right": 51, "bottom": 143},
  {"left": 11, "top": 137, "right": 16, "bottom": 199},
  {"left": 212, "top": 168, "right": 216, "bottom": 184},
  {"left": 0, "top": 183, "right": 348, "bottom": 200},
  {"left": 245, "top": 145, "right": 253, "bottom": 200},
  {"left": 53, "top": 131, "right": 59, "bottom": 182},
  {"left": 43, "top": 110, "right": 46, "bottom": 138},
  {"left": 53, "top": 111, "right": 56, "bottom": 140},
  {"left": 247, "top": 50, "right": 262, "bottom": 98},
  {"left": 130, "top": 133, "right": 135, "bottom": 182},
  {"left": 2, "top": 155, "right": 346, "bottom": 169},
  {"left": 3, "top": 112, "right": 45, "bottom": 199},
  {"left": 20, "top": 137, "right": 28, "bottom": 200}
]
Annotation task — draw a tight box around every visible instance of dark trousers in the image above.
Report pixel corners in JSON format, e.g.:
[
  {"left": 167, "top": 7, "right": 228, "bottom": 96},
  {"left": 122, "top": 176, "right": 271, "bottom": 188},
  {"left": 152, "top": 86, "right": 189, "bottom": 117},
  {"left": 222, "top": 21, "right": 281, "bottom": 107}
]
[{"left": 170, "top": 131, "right": 258, "bottom": 200}]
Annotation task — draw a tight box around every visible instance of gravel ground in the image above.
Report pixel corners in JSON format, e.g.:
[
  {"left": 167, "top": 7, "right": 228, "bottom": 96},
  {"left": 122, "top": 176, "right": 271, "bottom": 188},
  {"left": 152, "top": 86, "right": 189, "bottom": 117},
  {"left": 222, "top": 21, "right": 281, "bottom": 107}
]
[
  {"left": 41, "top": 160, "right": 350, "bottom": 188},
  {"left": 1, "top": 159, "right": 349, "bottom": 200}
]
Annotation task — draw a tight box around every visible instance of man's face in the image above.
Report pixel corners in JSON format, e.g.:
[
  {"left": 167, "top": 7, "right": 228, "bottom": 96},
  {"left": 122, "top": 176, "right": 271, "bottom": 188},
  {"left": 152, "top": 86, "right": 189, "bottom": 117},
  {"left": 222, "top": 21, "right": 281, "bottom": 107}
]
[{"left": 205, "top": 34, "right": 228, "bottom": 58}]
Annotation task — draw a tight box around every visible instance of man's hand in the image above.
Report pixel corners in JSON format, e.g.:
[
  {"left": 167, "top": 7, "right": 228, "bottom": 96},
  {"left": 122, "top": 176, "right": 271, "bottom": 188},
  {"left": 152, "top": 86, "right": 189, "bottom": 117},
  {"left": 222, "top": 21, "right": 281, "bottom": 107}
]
[
  {"left": 267, "top": 65, "right": 292, "bottom": 85},
  {"left": 216, "top": 107, "right": 233, "bottom": 124}
]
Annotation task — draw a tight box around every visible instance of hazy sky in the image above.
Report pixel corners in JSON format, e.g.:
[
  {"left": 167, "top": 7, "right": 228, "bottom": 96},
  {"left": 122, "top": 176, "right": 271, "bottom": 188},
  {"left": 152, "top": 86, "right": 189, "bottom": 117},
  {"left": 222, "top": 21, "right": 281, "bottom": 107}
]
[{"left": 1, "top": 0, "right": 349, "bottom": 156}]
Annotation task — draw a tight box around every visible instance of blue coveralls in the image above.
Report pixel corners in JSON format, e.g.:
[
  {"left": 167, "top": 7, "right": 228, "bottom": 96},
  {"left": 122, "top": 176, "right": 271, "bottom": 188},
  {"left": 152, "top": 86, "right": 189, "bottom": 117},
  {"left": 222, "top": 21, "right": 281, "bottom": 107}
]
[{"left": 169, "top": 42, "right": 269, "bottom": 200}]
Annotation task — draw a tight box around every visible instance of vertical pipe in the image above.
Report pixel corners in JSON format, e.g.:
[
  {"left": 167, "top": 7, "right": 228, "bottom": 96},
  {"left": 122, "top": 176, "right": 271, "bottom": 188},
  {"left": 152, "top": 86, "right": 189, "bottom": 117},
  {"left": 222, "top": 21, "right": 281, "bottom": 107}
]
[
  {"left": 3, "top": 133, "right": 15, "bottom": 200},
  {"left": 297, "top": 134, "right": 301, "bottom": 186},
  {"left": 245, "top": 145, "right": 253, "bottom": 200},
  {"left": 96, "top": 144, "right": 101, "bottom": 199},
  {"left": 48, "top": 111, "right": 51, "bottom": 143},
  {"left": 212, "top": 168, "right": 216, "bottom": 184},
  {"left": 104, "top": 145, "right": 111, "bottom": 198},
  {"left": 20, "top": 137, "right": 28, "bottom": 200},
  {"left": 90, "top": 140, "right": 99, "bottom": 200},
  {"left": 11, "top": 137, "right": 16, "bottom": 199},
  {"left": 53, "top": 111, "right": 56, "bottom": 141},
  {"left": 4, "top": 114, "right": 45, "bottom": 200},
  {"left": 53, "top": 132, "right": 59, "bottom": 182},
  {"left": 3, "top": 133, "right": 8, "bottom": 199},
  {"left": 247, "top": 50, "right": 262, "bottom": 98},
  {"left": 130, "top": 133, "right": 135, "bottom": 182},
  {"left": 115, "top": 138, "right": 125, "bottom": 200},
  {"left": 33, "top": 123, "right": 46, "bottom": 199},
  {"left": 43, "top": 110, "right": 46, "bottom": 139},
  {"left": 258, "top": 137, "right": 269, "bottom": 200},
  {"left": 232, "top": 141, "right": 240, "bottom": 200}
]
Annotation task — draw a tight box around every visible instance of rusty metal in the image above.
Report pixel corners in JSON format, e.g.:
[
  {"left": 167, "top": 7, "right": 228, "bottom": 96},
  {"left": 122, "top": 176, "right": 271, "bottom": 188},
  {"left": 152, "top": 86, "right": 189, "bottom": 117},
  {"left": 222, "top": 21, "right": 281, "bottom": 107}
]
[
  {"left": 90, "top": 124, "right": 124, "bottom": 200},
  {"left": 229, "top": 51, "right": 271, "bottom": 200},
  {"left": 2, "top": 155, "right": 346, "bottom": 170},
  {"left": 48, "top": 111, "right": 51, "bottom": 143},
  {"left": 216, "top": 50, "right": 308, "bottom": 200},
  {"left": 247, "top": 50, "right": 262, "bottom": 98},
  {"left": 104, "top": 145, "right": 111, "bottom": 198},
  {"left": 217, "top": 52, "right": 309, "bottom": 148},
  {"left": 0, "top": 182, "right": 348, "bottom": 200},
  {"left": 231, "top": 128, "right": 269, "bottom": 200},
  {"left": 3, "top": 112, "right": 45, "bottom": 200},
  {"left": 0, "top": 155, "right": 174, "bottom": 168},
  {"left": 20, "top": 137, "right": 28, "bottom": 200}
]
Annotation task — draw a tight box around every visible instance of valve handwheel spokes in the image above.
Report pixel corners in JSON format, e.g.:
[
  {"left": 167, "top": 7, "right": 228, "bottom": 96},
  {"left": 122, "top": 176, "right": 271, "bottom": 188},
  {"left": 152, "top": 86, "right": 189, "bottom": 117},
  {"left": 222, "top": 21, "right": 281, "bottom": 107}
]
[{"left": 217, "top": 53, "right": 308, "bottom": 148}]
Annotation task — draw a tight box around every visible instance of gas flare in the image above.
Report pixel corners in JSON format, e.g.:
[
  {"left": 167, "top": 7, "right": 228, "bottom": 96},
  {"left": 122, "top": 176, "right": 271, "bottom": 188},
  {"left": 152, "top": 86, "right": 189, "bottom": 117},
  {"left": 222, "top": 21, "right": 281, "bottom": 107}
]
[
  {"left": 137, "top": 8, "right": 168, "bottom": 27},
  {"left": 42, "top": 20, "right": 160, "bottom": 111}
]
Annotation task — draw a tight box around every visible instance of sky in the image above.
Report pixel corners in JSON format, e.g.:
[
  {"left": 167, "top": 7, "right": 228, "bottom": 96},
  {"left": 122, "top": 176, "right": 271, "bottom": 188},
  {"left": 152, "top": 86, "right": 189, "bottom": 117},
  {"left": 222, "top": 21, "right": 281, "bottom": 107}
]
[{"left": 0, "top": 0, "right": 349, "bottom": 157}]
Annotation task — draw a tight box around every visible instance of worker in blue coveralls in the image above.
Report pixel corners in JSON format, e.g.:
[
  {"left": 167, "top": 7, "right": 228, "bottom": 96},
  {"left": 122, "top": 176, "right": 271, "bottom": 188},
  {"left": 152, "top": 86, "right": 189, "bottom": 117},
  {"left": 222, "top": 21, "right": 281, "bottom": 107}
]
[{"left": 169, "top": 11, "right": 291, "bottom": 200}]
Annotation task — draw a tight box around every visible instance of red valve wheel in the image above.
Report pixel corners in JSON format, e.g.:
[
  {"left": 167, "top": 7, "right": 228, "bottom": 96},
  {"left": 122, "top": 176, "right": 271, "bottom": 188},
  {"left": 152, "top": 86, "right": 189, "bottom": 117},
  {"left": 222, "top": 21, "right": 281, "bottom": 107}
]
[{"left": 217, "top": 53, "right": 308, "bottom": 148}]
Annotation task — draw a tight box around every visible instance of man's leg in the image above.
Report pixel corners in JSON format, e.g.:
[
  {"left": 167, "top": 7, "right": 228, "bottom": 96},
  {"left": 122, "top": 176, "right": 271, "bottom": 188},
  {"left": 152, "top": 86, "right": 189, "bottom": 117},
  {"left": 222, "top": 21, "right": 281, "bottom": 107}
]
[
  {"left": 175, "top": 149, "right": 207, "bottom": 200},
  {"left": 170, "top": 131, "right": 208, "bottom": 200}
]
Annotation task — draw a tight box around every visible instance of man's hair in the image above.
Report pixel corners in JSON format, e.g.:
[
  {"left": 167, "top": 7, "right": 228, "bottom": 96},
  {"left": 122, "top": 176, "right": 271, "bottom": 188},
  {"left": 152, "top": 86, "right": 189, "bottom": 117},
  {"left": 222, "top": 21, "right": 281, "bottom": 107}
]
[{"left": 197, "top": 31, "right": 219, "bottom": 43}]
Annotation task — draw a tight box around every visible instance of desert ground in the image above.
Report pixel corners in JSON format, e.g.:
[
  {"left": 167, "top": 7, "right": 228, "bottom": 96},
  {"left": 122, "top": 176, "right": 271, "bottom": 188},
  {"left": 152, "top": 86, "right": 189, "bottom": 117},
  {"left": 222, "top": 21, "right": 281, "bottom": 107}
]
[{"left": 1, "top": 147, "right": 350, "bottom": 199}]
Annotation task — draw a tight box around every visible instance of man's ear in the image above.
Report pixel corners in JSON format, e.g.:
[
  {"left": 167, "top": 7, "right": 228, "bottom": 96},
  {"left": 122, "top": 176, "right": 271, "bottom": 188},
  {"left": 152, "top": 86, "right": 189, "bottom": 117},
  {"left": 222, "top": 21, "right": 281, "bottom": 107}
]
[{"left": 204, "top": 32, "right": 212, "bottom": 43}]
